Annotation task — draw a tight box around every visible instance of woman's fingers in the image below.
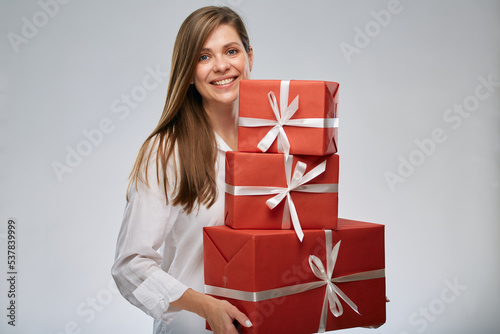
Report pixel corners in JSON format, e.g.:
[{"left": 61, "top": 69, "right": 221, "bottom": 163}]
[
  {"left": 226, "top": 304, "right": 253, "bottom": 328},
  {"left": 205, "top": 298, "right": 252, "bottom": 334}
]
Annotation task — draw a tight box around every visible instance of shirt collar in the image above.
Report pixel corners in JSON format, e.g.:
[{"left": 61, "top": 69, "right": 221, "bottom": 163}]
[{"left": 214, "top": 132, "right": 233, "bottom": 152}]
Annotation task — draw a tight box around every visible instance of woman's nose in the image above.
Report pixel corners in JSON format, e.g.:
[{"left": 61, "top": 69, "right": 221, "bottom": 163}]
[{"left": 213, "top": 56, "right": 230, "bottom": 72}]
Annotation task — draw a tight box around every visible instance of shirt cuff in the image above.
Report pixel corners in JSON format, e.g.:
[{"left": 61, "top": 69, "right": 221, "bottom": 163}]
[{"left": 132, "top": 269, "right": 189, "bottom": 320}]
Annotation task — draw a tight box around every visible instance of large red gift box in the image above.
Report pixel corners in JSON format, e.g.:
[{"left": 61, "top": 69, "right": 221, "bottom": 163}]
[
  {"left": 238, "top": 80, "right": 339, "bottom": 156},
  {"left": 203, "top": 219, "right": 386, "bottom": 333},
  {"left": 225, "top": 151, "right": 339, "bottom": 240}
]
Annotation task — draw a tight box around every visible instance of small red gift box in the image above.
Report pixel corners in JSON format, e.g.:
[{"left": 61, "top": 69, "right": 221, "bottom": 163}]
[
  {"left": 238, "top": 80, "right": 339, "bottom": 156},
  {"left": 225, "top": 151, "right": 339, "bottom": 241},
  {"left": 203, "top": 219, "right": 386, "bottom": 333}
]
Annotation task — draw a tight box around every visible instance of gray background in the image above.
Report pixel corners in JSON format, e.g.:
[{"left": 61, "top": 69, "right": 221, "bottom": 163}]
[{"left": 1, "top": 0, "right": 499, "bottom": 333}]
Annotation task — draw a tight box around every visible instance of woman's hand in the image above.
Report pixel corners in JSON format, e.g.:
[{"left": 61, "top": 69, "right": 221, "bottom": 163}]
[
  {"left": 203, "top": 296, "right": 252, "bottom": 334},
  {"left": 171, "top": 288, "right": 252, "bottom": 334}
]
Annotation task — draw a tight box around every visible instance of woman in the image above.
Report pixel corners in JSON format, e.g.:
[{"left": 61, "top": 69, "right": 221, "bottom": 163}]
[{"left": 111, "top": 6, "right": 254, "bottom": 334}]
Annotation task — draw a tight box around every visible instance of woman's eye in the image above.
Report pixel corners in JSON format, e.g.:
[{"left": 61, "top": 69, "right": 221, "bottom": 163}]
[
  {"left": 200, "top": 54, "right": 209, "bottom": 61},
  {"left": 227, "top": 49, "right": 238, "bottom": 56}
]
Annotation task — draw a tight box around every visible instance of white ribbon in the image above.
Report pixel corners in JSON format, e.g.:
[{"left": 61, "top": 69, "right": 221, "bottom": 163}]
[
  {"left": 238, "top": 80, "right": 339, "bottom": 158},
  {"left": 310, "top": 231, "right": 385, "bottom": 332},
  {"left": 226, "top": 156, "right": 337, "bottom": 241},
  {"left": 309, "top": 232, "right": 352, "bottom": 331},
  {"left": 204, "top": 230, "right": 385, "bottom": 332}
]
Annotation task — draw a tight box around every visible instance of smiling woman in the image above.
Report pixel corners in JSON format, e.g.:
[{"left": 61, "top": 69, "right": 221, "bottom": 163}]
[
  {"left": 194, "top": 25, "right": 253, "bottom": 150},
  {"left": 111, "top": 6, "right": 254, "bottom": 334}
]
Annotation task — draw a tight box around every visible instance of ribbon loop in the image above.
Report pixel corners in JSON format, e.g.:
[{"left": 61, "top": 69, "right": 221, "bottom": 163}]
[
  {"left": 327, "top": 283, "right": 344, "bottom": 318},
  {"left": 308, "top": 255, "right": 327, "bottom": 279}
]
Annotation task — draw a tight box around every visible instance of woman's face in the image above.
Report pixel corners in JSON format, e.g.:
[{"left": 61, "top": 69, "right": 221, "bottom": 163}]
[{"left": 193, "top": 24, "right": 253, "bottom": 111}]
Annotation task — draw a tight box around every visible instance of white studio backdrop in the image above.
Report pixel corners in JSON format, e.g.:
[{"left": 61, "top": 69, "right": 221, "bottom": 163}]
[{"left": 1, "top": 0, "right": 499, "bottom": 333}]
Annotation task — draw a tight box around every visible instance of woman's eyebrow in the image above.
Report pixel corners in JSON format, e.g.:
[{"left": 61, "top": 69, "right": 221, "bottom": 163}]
[{"left": 200, "top": 42, "right": 242, "bottom": 53}]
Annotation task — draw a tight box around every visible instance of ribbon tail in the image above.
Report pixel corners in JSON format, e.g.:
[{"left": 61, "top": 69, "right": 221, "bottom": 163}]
[
  {"left": 281, "top": 196, "right": 291, "bottom": 230},
  {"left": 277, "top": 126, "right": 291, "bottom": 158},
  {"left": 265, "top": 191, "right": 288, "bottom": 210},
  {"left": 317, "top": 290, "right": 329, "bottom": 333},
  {"left": 257, "top": 125, "right": 280, "bottom": 153},
  {"left": 287, "top": 193, "right": 304, "bottom": 242},
  {"left": 330, "top": 283, "right": 360, "bottom": 315}
]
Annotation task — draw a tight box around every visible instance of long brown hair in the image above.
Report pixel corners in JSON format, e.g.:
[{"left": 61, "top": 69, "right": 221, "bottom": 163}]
[{"left": 128, "top": 6, "right": 251, "bottom": 214}]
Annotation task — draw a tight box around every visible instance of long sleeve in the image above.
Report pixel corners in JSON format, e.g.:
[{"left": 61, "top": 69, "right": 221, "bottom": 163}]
[
  {"left": 111, "top": 143, "right": 190, "bottom": 321},
  {"left": 111, "top": 176, "right": 189, "bottom": 320},
  {"left": 112, "top": 134, "right": 230, "bottom": 332}
]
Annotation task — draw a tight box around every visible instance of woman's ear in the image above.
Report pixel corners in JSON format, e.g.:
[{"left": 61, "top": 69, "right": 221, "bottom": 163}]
[{"left": 248, "top": 46, "right": 254, "bottom": 71}]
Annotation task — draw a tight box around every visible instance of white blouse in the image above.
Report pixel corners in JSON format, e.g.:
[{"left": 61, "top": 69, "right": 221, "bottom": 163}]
[{"left": 112, "top": 134, "right": 231, "bottom": 334}]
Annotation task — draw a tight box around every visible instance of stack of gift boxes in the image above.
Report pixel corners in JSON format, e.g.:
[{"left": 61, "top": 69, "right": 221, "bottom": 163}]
[{"left": 203, "top": 80, "right": 386, "bottom": 333}]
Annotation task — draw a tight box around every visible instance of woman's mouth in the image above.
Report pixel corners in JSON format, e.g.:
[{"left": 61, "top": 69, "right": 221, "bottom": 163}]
[{"left": 211, "top": 77, "right": 237, "bottom": 86}]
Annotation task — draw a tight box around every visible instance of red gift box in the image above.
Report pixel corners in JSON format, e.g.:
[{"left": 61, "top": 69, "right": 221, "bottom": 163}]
[
  {"left": 203, "top": 219, "right": 386, "bottom": 333},
  {"left": 238, "top": 80, "right": 339, "bottom": 156},
  {"left": 225, "top": 151, "right": 339, "bottom": 241}
]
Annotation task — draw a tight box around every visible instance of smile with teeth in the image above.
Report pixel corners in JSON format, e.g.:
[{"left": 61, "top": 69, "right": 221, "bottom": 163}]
[{"left": 212, "top": 77, "right": 236, "bottom": 85}]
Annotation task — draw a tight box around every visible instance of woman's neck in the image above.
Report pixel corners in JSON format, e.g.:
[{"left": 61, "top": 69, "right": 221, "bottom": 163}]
[{"left": 204, "top": 100, "right": 239, "bottom": 151}]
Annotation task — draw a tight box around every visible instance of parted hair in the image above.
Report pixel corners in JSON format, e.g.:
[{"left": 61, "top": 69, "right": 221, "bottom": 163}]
[{"left": 127, "top": 6, "right": 251, "bottom": 213}]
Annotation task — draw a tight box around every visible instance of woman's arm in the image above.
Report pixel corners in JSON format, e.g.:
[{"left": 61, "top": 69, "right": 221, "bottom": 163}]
[
  {"left": 112, "top": 189, "right": 252, "bottom": 333},
  {"left": 112, "top": 145, "right": 251, "bottom": 331},
  {"left": 111, "top": 174, "right": 188, "bottom": 320}
]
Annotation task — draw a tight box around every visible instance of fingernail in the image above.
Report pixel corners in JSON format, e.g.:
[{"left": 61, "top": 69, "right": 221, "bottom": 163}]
[{"left": 245, "top": 320, "right": 253, "bottom": 327}]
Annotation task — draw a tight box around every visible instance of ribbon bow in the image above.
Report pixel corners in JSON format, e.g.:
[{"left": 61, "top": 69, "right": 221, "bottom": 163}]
[
  {"left": 309, "top": 241, "right": 360, "bottom": 329},
  {"left": 308, "top": 232, "right": 384, "bottom": 332},
  {"left": 257, "top": 81, "right": 299, "bottom": 158},
  {"left": 266, "top": 157, "right": 327, "bottom": 242}
]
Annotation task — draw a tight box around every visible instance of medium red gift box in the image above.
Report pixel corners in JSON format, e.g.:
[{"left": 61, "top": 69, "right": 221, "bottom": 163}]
[
  {"left": 203, "top": 219, "right": 386, "bottom": 333},
  {"left": 225, "top": 151, "right": 339, "bottom": 240},
  {"left": 238, "top": 80, "right": 339, "bottom": 156}
]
